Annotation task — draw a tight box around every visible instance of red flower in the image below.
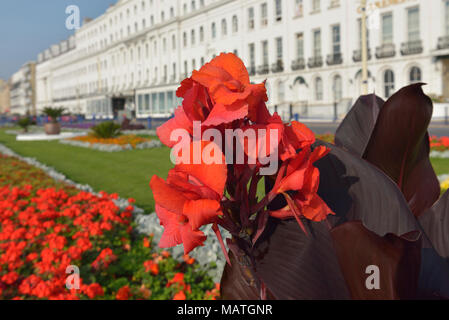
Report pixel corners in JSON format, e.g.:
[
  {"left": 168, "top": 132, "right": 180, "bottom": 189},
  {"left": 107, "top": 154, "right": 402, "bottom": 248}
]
[
  {"left": 150, "top": 141, "right": 227, "bottom": 254},
  {"left": 82, "top": 283, "right": 104, "bottom": 299},
  {"left": 116, "top": 285, "right": 131, "bottom": 300},
  {"left": 143, "top": 260, "right": 159, "bottom": 275},
  {"left": 157, "top": 53, "right": 269, "bottom": 147},
  {"left": 173, "top": 290, "right": 186, "bottom": 300}
]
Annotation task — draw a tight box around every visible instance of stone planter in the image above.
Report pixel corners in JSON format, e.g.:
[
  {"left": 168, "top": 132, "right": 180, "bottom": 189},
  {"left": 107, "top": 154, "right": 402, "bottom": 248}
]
[{"left": 44, "top": 123, "right": 61, "bottom": 135}]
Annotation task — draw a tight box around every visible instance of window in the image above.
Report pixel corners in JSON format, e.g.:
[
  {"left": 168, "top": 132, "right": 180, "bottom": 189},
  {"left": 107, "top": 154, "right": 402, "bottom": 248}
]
[
  {"left": 332, "top": 25, "right": 341, "bottom": 53},
  {"left": 262, "top": 40, "right": 269, "bottom": 65},
  {"left": 184, "top": 61, "right": 188, "bottom": 76},
  {"left": 222, "top": 19, "right": 227, "bottom": 36},
  {"left": 296, "top": 33, "right": 304, "bottom": 59},
  {"left": 145, "top": 94, "right": 150, "bottom": 111},
  {"left": 191, "top": 0, "right": 196, "bottom": 11},
  {"left": 248, "top": 8, "right": 255, "bottom": 30},
  {"left": 384, "top": 69, "right": 395, "bottom": 98},
  {"left": 192, "top": 59, "right": 196, "bottom": 70},
  {"left": 173, "top": 63, "right": 177, "bottom": 79},
  {"left": 409, "top": 66, "right": 422, "bottom": 83},
  {"left": 183, "top": 3, "right": 188, "bottom": 14},
  {"left": 200, "top": 0, "right": 205, "bottom": 7},
  {"left": 159, "top": 92, "right": 165, "bottom": 113},
  {"left": 315, "top": 77, "right": 323, "bottom": 100},
  {"left": 276, "top": 37, "right": 283, "bottom": 61},
  {"left": 313, "top": 29, "right": 321, "bottom": 57},
  {"left": 277, "top": 81, "right": 285, "bottom": 103},
  {"left": 275, "top": 0, "right": 282, "bottom": 21},
  {"left": 249, "top": 43, "right": 255, "bottom": 68},
  {"left": 382, "top": 13, "right": 393, "bottom": 44},
  {"left": 333, "top": 75, "right": 342, "bottom": 101},
  {"left": 295, "top": 0, "right": 303, "bottom": 17},
  {"left": 172, "top": 35, "right": 176, "bottom": 49},
  {"left": 191, "top": 29, "right": 196, "bottom": 45},
  {"left": 170, "top": 7, "right": 175, "bottom": 18},
  {"left": 407, "top": 7, "right": 420, "bottom": 41},
  {"left": 161, "top": 11, "right": 165, "bottom": 22},
  {"left": 167, "top": 92, "right": 174, "bottom": 113},
  {"left": 312, "top": 0, "right": 320, "bottom": 12},
  {"left": 232, "top": 15, "right": 238, "bottom": 33},
  {"left": 212, "top": 22, "right": 216, "bottom": 38},
  {"left": 151, "top": 93, "right": 158, "bottom": 114},
  {"left": 200, "top": 26, "right": 204, "bottom": 42},
  {"left": 261, "top": 3, "right": 268, "bottom": 26},
  {"left": 183, "top": 32, "right": 187, "bottom": 47}
]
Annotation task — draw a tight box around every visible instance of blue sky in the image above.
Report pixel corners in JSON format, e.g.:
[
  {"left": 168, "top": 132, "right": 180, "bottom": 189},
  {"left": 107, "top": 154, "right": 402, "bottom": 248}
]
[{"left": 0, "top": 0, "right": 115, "bottom": 80}]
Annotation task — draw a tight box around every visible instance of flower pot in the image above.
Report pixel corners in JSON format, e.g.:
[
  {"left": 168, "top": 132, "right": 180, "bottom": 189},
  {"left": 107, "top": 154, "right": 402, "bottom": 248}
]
[{"left": 44, "top": 123, "right": 61, "bottom": 135}]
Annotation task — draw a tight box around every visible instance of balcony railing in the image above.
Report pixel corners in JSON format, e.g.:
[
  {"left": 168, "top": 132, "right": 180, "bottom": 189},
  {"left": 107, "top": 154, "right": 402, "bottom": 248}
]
[
  {"left": 257, "top": 64, "right": 269, "bottom": 75},
  {"left": 375, "top": 43, "right": 396, "bottom": 59},
  {"left": 248, "top": 66, "right": 256, "bottom": 76},
  {"left": 291, "top": 58, "right": 306, "bottom": 71},
  {"left": 352, "top": 49, "right": 372, "bottom": 62},
  {"left": 307, "top": 56, "right": 323, "bottom": 68},
  {"left": 326, "top": 52, "right": 343, "bottom": 66},
  {"left": 401, "top": 40, "right": 423, "bottom": 56},
  {"left": 438, "top": 35, "right": 449, "bottom": 50},
  {"left": 271, "top": 60, "right": 284, "bottom": 73}
]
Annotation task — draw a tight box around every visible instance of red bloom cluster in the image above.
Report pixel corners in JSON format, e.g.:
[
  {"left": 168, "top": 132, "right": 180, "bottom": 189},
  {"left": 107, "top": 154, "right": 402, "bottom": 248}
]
[
  {"left": 0, "top": 185, "right": 133, "bottom": 300},
  {"left": 150, "top": 53, "right": 334, "bottom": 259},
  {"left": 430, "top": 135, "right": 449, "bottom": 151}
]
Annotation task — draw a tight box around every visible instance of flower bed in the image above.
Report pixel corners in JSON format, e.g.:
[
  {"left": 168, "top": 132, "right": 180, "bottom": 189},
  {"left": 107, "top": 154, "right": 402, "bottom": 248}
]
[
  {"left": 0, "top": 154, "right": 218, "bottom": 300},
  {"left": 61, "top": 134, "right": 162, "bottom": 152}
]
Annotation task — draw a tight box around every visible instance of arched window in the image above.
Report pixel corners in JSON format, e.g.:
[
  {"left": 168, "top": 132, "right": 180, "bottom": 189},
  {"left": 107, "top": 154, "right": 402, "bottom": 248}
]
[
  {"left": 409, "top": 66, "right": 422, "bottom": 84},
  {"left": 384, "top": 69, "right": 395, "bottom": 98},
  {"left": 315, "top": 77, "right": 323, "bottom": 101},
  {"left": 333, "top": 75, "right": 342, "bottom": 101},
  {"left": 232, "top": 15, "right": 238, "bottom": 33},
  {"left": 211, "top": 22, "right": 216, "bottom": 38},
  {"left": 222, "top": 19, "right": 227, "bottom": 36}
]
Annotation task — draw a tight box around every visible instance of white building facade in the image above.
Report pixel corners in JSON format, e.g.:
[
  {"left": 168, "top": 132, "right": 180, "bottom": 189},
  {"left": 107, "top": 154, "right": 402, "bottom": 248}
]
[
  {"left": 35, "top": 0, "right": 449, "bottom": 121},
  {"left": 10, "top": 62, "right": 36, "bottom": 115}
]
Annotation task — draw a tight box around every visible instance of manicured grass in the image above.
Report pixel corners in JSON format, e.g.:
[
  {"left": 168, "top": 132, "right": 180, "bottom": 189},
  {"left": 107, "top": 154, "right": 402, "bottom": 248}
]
[
  {"left": 1, "top": 128, "right": 449, "bottom": 213},
  {"left": 0, "top": 129, "right": 172, "bottom": 213}
]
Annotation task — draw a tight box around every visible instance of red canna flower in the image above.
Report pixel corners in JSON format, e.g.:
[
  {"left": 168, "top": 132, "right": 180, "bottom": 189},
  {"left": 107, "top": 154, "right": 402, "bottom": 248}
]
[
  {"left": 173, "top": 290, "right": 186, "bottom": 300},
  {"left": 150, "top": 141, "right": 227, "bottom": 254}
]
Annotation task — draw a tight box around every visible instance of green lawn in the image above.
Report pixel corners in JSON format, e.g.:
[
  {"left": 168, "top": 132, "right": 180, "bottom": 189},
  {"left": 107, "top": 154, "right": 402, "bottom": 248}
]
[
  {"left": 1, "top": 128, "right": 449, "bottom": 213},
  {"left": 0, "top": 129, "right": 172, "bottom": 213}
]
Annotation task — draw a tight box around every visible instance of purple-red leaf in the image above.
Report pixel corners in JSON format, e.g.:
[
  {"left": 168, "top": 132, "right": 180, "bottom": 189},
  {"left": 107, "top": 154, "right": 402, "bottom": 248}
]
[
  {"left": 335, "top": 94, "right": 384, "bottom": 156},
  {"left": 331, "top": 221, "right": 422, "bottom": 300},
  {"left": 419, "top": 190, "right": 449, "bottom": 258},
  {"left": 362, "top": 83, "right": 440, "bottom": 216}
]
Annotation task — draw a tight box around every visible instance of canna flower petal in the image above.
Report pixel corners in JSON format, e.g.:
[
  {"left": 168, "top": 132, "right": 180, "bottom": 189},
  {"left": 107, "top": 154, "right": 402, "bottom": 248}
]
[{"left": 183, "top": 199, "right": 222, "bottom": 230}]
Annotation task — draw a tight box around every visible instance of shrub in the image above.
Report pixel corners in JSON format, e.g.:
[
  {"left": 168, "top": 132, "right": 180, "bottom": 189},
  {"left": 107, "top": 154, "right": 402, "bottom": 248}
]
[{"left": 90, "top": 121, "right": 122, "bottom": 139}]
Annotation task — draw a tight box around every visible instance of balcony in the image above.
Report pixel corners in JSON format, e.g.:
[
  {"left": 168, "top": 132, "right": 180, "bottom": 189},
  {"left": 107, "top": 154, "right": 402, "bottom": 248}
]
[
  {"left": 271, "top": 60, "right": 284, "bottom": 73},
  {"left": 257, "top": 64, "right": 269, "bottom": 75},
  {"left": 437, "top": 35, "right": 449, "bottom": 50},
  {"left": 401, "top": 40, "right": 423, "bottom": 56},
  {"left": 291, "top": 58, "right": 306, "bottom": 71},
  {"left": 248, "top": 66, "right": 256, "bottom": 76},
  {"left": 375, "top": 43, "right": 396, "bottom": 59},
  {"left": 307, "top": 56, "right": 323, "bottom": 68},
  {"left": 352, "top": 49, "right": 372, "bottom": 62},
  {"left": 326, "top": 52, "right": 343, "bottom": 66}
]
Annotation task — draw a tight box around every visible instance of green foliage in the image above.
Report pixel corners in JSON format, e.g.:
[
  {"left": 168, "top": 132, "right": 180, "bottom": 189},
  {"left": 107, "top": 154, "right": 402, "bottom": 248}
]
[
  {"left": 17, "top": 117, "right": 32, "bottom": 132},
  {"left": 42, "top": 107, "right": 65, "bottom": 122},
  {"left": 91, "top": 121, "right": 122, "bottom": 139}
]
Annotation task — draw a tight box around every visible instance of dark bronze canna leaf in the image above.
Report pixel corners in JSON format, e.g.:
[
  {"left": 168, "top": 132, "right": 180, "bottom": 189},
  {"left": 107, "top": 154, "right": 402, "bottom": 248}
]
[
  {"left": 335, "top": 94, "right": 384, "bottom": 156},
  {"left": 362, "top": 83, "right": 440, "bottom": 217},
  {"left": 330, "top": 221, "right": 422, "bottom": 300}
]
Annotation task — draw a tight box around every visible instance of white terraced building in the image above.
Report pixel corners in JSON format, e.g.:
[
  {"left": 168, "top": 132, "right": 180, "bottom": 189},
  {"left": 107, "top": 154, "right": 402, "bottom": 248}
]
[{"left": 34, "top": 0, "right": 449, "bottom": 121}]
